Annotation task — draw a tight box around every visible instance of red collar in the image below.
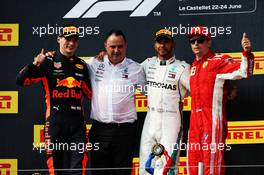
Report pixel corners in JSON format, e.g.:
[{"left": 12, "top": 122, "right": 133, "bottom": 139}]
[{"left": 195, "top": 50, "right": 215, "bottom": 62}]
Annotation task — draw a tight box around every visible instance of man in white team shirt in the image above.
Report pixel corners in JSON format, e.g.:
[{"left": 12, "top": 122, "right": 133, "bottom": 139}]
[
  {"left": 139, "top": 29, "right": 190, "bottom": 175},
  {"left": 85, "top": 29, "right": 146, "bottom": 175}
]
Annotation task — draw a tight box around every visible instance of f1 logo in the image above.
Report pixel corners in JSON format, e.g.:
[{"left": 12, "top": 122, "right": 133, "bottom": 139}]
[
  {"left": 0, "top": 159, "right": 17, "bottom": 175},
  {"left": 64, "top": 0, "right": 162, "bottom": 18},
  {"left": 0, "top": 24, "right": 19, "bottom": 46},
  {"left": 0, "top": 91, "right": 18, "bottom": 114}
]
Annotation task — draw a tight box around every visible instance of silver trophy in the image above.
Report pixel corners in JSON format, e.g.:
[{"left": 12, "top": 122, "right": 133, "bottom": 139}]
[{"left": 152, "top": 143, "right": 165, "bottom": 157}]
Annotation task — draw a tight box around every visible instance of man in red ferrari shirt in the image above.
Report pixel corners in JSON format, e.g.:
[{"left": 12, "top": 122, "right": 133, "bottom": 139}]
[{"left": 186, "top": 26, "right": 254, "bottom": 175}]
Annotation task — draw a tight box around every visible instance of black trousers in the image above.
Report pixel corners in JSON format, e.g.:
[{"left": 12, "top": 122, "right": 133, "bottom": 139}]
[
  {"left": 45, "top": 109, "right": 88, "bottom": 175},
  {"left": 88, "top": 121, "right": 137, "bottom": 175}
]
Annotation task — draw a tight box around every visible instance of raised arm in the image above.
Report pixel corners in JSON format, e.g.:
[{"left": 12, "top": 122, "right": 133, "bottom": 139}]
[{"left": 16, "top": 49, "right": 47, "bottom": 86}]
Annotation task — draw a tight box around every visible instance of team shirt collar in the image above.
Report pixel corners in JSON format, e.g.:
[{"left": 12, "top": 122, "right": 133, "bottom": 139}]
[
  {"left": 105, "top": 56, "right": 127, "bottom": 68},
  {"left": 156, "top": 55, "right": 176, "bottom": 66}
]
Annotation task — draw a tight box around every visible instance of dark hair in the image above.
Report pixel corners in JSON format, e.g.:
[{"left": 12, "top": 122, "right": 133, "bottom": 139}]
[{"left": 105, "top": 29, "right": 127, "bottom": 42}]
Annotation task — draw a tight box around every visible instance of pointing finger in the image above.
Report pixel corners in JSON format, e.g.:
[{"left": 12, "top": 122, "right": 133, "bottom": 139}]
[
  {"left": 243, "top": 32, "right": 248, "bottom": 39},
  {"left": 41, "top": 48, "right": 45, "bottom": 54}
]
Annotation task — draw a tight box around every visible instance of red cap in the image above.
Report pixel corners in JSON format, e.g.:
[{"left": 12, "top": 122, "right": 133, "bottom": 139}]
[{"left": 187, "top": 26, "right": 211, "bottom": 40}]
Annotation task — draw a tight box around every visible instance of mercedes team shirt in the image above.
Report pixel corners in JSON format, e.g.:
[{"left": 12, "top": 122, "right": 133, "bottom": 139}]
[{"left": 86, "top": 57, "right": 146, "bottom": 123}]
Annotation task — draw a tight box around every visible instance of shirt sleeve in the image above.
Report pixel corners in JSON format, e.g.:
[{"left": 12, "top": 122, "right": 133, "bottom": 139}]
[
  {"left": 16, "top": 63, "right": 45, "bottom": 86},
  {"left": 138, "top": 66, "right": 146, "bottom": 86},
  {"left": 135, "top": 64, "right": 146, "bottom": 94},
  {"left": 85, "top": 57, "right": 97, "bottom": 75},
  {"left": 140, "top": 59, "right": 147, "bottom": 72},
  {"left": 81, "top": 60, "right": 92, "bottom": 99},
  {"left": 217, "top": 52, "right": 254, "bottom": 80},
  {"left": 179, "top": 63, "right": 190, "bottom": 92}
]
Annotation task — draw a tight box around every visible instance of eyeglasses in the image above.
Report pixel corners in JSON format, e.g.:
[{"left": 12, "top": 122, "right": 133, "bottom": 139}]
[{"left": 189, "top": 38, "right": 206, "bottom": 44}]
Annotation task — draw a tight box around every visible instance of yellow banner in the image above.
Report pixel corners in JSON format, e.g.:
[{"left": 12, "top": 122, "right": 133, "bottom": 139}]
[
  {"left": 131, "top": 158, "right": 139, "bottom": 175},
  {"left": 0, "top": 91, "right": 18, "bottom": 114},
  {"left": 0, "top": 24, "right": 19, "bottom": 46},
  {"left": 225, "top": 51, "right": 264, "bottom": 75},
  {"left": 0, "top": 159, "right": 18, "bottom": 175},
  {"left": 131, "top": 157, "right": 187, "bottom": 175},
  {"left": 226, "top": 120, "right": 264, "bottom": 144},
  {"left": 33, "top": 124, "right": 92, "bottom": 147},
  {"left": 33, "top": 125, "right": 45, "bottom": 147},
  {"left": 35, "top": 120, "right": 264, "bottom": 146},
  {"left": 134, "top": 92, "right": 148, "bottom": 112},
  {"left": 182, "top": 96, "right": 191, "bottom": 111},
  {"left": 33, "top": 121, "right": 264, "bottom": 174},
  {"left": 178, "top": 157, "right": 188, "bottom": 175},
  {"left": 135, "top": 92, "right": 191, "bottom": 112}
]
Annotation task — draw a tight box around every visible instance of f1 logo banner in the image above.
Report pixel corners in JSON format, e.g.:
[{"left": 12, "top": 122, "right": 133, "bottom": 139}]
[{"left": 64, "top": 0, "right": 162, "bottom": 18}]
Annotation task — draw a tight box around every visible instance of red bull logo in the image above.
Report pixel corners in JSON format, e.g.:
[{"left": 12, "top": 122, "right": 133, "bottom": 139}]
[
  {"left": 52, "top": 89, "right": 82, "bottom": 99},
  {"left": 55, "top": 77, "right": 82, "bottom": 99},
  {"left": 56, "top": 77, "right": 81, "bottom": 88}
]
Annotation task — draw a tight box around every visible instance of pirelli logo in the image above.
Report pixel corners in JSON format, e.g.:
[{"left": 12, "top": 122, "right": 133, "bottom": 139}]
[
  {"left": 226, "top": 120, "right": 264, "bottom": 144},
  {"left": 134, "top": 92, "right": 147, "bottom": 112},
  {"left": 0, "top": 24, "right": 19, "bottom": 46},
  {"left": 33, "top": 125, "right": 45, "bottom": 147},
  {"left": 130, "top": 157, "right": 187, "bottom": 175},
  {"left": 178, "top": 157, "right": 187, "bottom": 175},
  {"left": 0, "top": 91, "right": 18, "bottom": 114},
  {"left": 33, "top": 124, "right": 92, "bottom": 147},
  {"left": 135, "top": 92, "right": 191, "bottom": 112},
  {"left": 227, "top": 51, "right": 264, "bottom": 75},
  {"left": 182, "top": 96, "right": 191, "bottom": 111},
  {"left": 131, "top": 158, "right": 139, "bottom": 175},
  {"left": 0, "top": 159, "right": 18, "bottom": 175},
  {"left": 122, "top": 121, "right": 264, "bottom": 175}
]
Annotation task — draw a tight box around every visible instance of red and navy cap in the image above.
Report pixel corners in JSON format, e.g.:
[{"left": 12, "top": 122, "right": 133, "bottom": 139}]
[{"left": 187, "top": 26, "right": 211, "bottom": 40}]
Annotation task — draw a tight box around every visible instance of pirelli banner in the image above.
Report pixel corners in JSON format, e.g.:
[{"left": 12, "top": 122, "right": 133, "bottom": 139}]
[
  {"left": 30, "top": 121, "right": 264, "bottom": 175},
  {"left": 31, "top": 121, "right": 264, "bottom": 148},
  {"left": 1, "top": 0, "right": 264, "bottom": 174}
]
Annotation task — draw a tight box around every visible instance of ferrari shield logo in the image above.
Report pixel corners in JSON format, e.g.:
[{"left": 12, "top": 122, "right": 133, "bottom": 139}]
[{"left": 202, "top": 61, "right": 208, "bottom": 68}]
